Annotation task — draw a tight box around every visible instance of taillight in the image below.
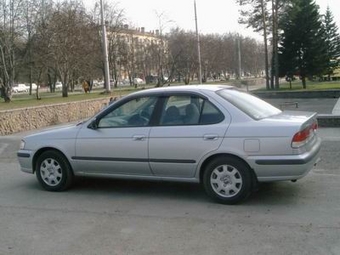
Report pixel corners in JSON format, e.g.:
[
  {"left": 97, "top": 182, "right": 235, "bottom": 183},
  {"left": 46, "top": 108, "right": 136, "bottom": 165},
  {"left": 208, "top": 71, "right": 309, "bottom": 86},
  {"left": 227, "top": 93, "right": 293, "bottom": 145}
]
[
  {"left": 311, "top": 121, "right": 318, "bottom": 131},
  {"left": 291, "top": 121, "right": 317, "bottom": 148}
]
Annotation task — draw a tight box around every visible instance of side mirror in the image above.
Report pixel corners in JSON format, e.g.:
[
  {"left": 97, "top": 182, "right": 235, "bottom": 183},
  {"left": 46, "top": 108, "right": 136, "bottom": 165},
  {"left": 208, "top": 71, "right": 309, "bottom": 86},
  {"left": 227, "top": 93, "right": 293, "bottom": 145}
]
[{"left": 88, "top": 118, "right": 98, "bottom": 130}]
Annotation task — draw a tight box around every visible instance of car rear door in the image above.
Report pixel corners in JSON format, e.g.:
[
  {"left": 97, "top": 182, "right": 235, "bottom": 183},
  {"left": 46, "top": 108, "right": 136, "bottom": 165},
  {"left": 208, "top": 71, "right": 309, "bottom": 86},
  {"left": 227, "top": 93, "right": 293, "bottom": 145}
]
[{"left": 148, "top": 94, "right": 230, "bottom": 178}]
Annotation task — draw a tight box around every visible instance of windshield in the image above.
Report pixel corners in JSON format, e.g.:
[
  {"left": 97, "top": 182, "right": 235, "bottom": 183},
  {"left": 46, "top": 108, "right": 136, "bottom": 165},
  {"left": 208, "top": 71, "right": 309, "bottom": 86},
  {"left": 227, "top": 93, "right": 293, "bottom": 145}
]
[{"left": 217, "top": 89, "right": 281, "bottom": 120}]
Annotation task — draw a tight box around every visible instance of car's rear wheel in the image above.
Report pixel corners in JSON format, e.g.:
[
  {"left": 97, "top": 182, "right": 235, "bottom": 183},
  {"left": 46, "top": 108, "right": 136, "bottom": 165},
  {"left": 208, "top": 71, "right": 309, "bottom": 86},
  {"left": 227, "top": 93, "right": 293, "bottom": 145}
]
[
  {"left": 36, "top": 150, "right": 74, "bottom": 191},
  {"left": 203, "top": 156, "right": 253, "bottom": 204}
]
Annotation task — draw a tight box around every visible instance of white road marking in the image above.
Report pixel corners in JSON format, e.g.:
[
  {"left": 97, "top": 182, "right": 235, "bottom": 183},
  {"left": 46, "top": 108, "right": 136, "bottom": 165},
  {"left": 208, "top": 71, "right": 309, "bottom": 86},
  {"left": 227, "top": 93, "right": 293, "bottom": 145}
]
[{"left": 0, "top": 143, "right": 9, "bottom": 155}]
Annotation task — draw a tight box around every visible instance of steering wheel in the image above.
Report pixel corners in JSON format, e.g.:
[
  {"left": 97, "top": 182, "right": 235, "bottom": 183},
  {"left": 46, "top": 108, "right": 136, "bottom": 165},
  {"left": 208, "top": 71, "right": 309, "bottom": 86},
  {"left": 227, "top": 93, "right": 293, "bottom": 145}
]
[
  {"left": 128, "top": 113, "right": 149, "bottom": 126},
  {"left": 139, "top": 110, "right": 150, "bottom": 119}
]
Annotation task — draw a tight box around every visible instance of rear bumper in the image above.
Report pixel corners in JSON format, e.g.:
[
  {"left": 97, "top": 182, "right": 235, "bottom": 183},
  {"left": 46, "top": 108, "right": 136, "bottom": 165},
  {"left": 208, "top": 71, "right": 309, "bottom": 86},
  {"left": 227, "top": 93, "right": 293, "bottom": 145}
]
[{"left": 248, "top": 137, "right": 321, "bottom": 182}]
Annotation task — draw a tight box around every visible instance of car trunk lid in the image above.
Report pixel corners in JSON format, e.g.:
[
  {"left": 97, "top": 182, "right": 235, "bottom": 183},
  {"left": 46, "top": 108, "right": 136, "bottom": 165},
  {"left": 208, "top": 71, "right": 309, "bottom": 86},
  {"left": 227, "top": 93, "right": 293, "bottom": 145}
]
[{"left": 265, "top": 111, "right": 318, "bottom": 149}]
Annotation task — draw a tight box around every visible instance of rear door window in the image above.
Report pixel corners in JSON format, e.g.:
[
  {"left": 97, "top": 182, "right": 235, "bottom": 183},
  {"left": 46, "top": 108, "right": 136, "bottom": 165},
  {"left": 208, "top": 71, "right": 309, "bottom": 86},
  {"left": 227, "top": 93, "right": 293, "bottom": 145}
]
[{"left": 159, "top": 95, "right": 224, "bottom": 125}]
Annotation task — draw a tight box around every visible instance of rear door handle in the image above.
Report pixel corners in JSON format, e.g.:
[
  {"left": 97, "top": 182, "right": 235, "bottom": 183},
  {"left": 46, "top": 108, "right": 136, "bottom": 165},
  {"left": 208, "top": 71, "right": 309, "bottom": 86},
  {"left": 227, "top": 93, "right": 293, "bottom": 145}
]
[
  {"left": 133, "top": 135, "right": 146, "bottom": 141},
  {"left": 203, "top": 134, "right": 219, "bottom": 140}
]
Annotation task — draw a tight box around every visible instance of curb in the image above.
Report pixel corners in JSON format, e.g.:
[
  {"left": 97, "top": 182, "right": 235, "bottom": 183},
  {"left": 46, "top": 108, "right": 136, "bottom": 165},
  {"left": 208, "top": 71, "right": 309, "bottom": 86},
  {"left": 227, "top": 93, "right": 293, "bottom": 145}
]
[
  {"left": 317, "top": 114, "right": 340, "bottom": 127},
  {"left": 253, "top": 89, "right": 340, "bottom": 98}
]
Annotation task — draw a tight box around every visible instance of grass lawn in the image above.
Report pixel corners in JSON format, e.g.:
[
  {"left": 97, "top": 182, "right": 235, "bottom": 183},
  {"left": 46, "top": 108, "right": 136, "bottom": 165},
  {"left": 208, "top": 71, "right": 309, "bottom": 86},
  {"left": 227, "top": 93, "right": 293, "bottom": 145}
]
[{"left": 0, "top": 86, "right": 144, "bottom": 111}]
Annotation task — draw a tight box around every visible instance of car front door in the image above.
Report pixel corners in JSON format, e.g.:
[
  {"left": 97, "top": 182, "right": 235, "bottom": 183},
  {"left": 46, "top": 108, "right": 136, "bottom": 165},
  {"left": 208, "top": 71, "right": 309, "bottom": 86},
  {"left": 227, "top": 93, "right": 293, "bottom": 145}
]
[
  {"left": 148, "top": 94, "right": 230, "bottom": 178},
  {"left": 73, "top": 96, "right": 157, "bottom": 176}
]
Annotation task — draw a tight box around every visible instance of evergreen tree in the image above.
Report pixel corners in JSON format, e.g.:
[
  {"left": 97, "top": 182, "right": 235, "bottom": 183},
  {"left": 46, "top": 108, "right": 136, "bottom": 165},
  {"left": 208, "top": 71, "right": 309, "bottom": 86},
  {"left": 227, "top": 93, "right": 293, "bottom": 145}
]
[
  {"left": 238, "top": 0, "right": 292, "bottom": 90},
  {"left": 279, "top": 0, "right": 327, "bottom": 88},
  {"left": 322, "top": 6, "right": 340, "bottom": 80}
]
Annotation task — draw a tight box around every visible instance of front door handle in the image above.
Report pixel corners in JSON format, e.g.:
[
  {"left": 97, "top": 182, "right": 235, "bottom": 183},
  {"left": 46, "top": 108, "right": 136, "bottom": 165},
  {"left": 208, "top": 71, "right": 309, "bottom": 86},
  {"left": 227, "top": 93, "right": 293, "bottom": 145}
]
[
  {"left": 203, "top": 134, "right": 219, "bottom": 140},
  {"left": 133, "top": 135, "right": 146, "bottom": 141}
]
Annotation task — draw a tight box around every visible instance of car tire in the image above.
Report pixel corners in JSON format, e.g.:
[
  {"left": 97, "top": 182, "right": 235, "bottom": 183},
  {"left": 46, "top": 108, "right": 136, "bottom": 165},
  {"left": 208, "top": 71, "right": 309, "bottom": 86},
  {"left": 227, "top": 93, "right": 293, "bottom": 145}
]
[
  {"left": 36, "top": 150, "right": 74, "bottom": 191},
  {"left": 203, "top": 156, "right": 253, "bottom": 204}
]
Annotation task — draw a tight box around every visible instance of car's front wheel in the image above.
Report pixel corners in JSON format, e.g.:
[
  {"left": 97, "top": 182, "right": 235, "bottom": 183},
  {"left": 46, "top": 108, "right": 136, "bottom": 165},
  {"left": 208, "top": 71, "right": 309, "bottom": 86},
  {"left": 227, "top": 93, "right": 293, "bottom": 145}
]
[
  {"left": 35, "top": 150, "right": 74, "bottom": 191},
  {"left": 203, "top": 156, "right": 253, "bottom": 204}
]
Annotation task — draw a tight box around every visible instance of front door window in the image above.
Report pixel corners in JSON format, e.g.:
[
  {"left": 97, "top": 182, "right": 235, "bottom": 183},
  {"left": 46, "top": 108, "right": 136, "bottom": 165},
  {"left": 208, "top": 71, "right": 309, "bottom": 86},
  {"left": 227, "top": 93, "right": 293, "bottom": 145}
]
[{"left": 98, "top": 96, "right": 157, "bottom": 128}]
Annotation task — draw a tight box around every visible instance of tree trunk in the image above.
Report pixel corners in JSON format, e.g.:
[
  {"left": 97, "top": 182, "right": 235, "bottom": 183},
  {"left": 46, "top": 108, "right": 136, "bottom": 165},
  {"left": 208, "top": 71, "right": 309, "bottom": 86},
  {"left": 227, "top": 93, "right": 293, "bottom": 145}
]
[
  {"left": 61, "top": 73, "right": 68, "bottom": 97},
  {"left": 273, "top": 0, "right": 280, "bottom": 89},
  {"left": 302, "top": 76, "right": 307, "bottom": 89},
  {"left": 35, "top": 87, "right": 40, "bottom": 100},
  {"left": 1, "top": 85, "right": 12, "bottom": 103},
  {"left": 261, "top": 0, "right": 270, "bottom": 90},
  {"left": 184, "top": 75, "right": 190, "bottom": 85},
  {"left": 62, "top": 84, "right": 68, "bottom": 97},
  {"left": 270, "top": 0, "right": 275, "bottom": 90},
  {"left": 270, "top": 56, "right": 274, "bottom": 89},
  {"left": 0, "top": 44, "right": 13, "bottom": 102}
]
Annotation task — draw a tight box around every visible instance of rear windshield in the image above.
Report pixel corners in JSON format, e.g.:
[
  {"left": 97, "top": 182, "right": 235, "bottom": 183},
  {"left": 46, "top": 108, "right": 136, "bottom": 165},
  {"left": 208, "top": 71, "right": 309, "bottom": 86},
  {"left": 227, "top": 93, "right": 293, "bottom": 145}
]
[{"left": 216, "top": 89, "right": 281, "bottom": 120}]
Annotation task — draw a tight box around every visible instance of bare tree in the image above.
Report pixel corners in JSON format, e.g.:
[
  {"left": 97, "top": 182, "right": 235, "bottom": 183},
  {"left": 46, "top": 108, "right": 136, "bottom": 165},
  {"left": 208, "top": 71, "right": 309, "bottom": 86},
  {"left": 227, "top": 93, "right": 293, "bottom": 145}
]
[
  {"left": 152, "top": 11, "right": 172, "bottom": 86},
  {"left": 33, "top": 0, "right": 99, "bottom": 97},
  {"left": 168, "top": 28, "right": 197, "bottom": 84},
  {"left": 30, "top": 0, "right": 57, "bottom": 92},
  {"left": 0, "top": 0, "right": 26, "bottom": 102},
  {"left": 22, "top": 0, "right": 43, "bottom": 98}
]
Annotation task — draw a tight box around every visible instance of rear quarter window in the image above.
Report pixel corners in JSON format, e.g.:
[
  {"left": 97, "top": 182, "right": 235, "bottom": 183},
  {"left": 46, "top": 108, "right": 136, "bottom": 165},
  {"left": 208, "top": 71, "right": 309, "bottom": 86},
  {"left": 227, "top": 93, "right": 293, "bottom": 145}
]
[
  {"left": 217, "top": 89, "right": 281, "bottom": 120},
  {"left": 200, "top": 100, "right": 224, "bottom": 124}
]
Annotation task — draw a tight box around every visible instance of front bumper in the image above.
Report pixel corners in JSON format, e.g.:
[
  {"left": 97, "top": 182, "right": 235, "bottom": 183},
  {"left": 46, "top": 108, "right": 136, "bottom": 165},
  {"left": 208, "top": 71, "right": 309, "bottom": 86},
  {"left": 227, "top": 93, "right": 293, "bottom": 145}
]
[{"left": 17, "top": 150, "right": 34, "bottom": 174}]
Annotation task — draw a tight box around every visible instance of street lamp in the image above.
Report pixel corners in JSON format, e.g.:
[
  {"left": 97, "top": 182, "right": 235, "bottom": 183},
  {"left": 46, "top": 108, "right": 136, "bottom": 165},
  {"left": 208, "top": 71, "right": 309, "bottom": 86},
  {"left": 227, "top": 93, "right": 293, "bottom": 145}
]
[{"left": 194, "top": 0, "right": 202, "bottom": 84}]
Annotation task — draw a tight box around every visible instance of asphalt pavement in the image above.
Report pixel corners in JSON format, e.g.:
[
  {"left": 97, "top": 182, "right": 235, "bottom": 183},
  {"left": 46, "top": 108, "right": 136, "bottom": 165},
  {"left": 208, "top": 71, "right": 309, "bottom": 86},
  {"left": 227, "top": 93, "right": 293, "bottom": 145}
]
[{"left": 1, "top": 127, "right": 340, "bottom": 255}]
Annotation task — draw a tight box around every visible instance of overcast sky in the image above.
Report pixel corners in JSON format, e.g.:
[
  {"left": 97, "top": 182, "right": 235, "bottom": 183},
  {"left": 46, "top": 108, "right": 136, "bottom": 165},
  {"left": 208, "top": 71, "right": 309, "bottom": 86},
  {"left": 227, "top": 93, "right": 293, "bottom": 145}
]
[{"left": 85, "top": 0, "right": 340, "bottom": 40}]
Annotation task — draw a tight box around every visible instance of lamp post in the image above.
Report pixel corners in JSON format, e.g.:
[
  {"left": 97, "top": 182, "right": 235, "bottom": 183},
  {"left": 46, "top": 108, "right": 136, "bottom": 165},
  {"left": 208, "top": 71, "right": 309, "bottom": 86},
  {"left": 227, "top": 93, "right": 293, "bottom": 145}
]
[
  {"left": 194, "top": 0, "right": 202, "bottom": 84},
  {"left": 100, "top": 0, "right": 110, "bottom": 93}
]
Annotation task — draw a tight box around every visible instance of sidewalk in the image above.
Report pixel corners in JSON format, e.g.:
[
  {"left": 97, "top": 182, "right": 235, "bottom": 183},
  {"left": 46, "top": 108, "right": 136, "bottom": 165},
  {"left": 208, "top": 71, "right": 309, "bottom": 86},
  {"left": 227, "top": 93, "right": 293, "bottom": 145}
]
[
  {"left": 332, "top": 97, "right": 340, "bottom": 115},
  {"left": 318, "top": 127, "right": 340, "bottom": 141},
  {"left": 264, "top": 97, "right": 340, "bottom": 127},
  {"left": 264, "top": 98, "right": 339, "bottom": 114}
]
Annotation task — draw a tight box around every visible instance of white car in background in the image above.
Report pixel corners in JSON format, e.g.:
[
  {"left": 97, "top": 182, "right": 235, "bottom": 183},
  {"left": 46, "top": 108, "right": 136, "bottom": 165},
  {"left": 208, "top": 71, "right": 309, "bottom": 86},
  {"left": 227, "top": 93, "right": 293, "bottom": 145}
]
[
  {"left": 31, "top": 83, "right": 39, "bottom": 90},
  {"left": 12, "top": 84, "right": 28, "bottom": 93},
  {"left": 25, "top": 83, "right": 39, "bottom": 91},
  {"left": 133, "top": 78, "right": 145, "bottom": 85},
  {"left": 55, "top": 82, "right": 63, "bottom": 89}
]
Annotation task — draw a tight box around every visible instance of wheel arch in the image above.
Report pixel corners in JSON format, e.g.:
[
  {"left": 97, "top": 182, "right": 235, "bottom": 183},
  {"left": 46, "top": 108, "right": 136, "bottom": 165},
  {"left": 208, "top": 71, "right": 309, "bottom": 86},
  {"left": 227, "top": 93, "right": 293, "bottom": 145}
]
[
  {"left": 199, "top": 153, "right": 258, "bottom": 186},
  {"left": 32, "top": 147, "right": 73, "bottom": 174}
]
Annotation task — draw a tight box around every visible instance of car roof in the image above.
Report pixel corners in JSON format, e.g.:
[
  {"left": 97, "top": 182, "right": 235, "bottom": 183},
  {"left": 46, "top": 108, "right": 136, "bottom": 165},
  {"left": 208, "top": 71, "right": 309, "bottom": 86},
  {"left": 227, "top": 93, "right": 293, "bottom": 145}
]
[{"left": 131, "top": 84, "right": 234, "bottom": 96}]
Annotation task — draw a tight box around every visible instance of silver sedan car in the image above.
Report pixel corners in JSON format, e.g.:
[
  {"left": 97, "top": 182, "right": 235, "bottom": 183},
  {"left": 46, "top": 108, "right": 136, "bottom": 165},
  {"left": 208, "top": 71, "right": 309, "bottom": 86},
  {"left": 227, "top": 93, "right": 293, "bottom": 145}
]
[{"left": 17, "top": 85, "right": 321, "bottom": 204}]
